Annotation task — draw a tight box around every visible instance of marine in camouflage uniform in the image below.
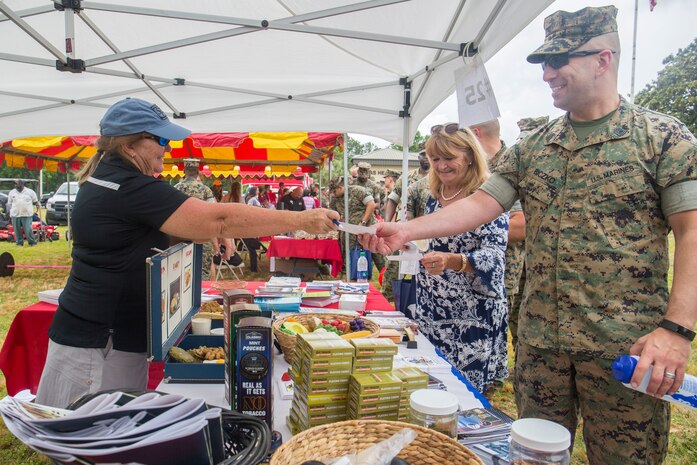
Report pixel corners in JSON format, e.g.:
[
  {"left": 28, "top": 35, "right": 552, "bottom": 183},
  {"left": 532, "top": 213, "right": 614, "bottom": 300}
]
[
  {"left": 174, "top": 160, "right": 216, "bottom": 280},
  {"left": 354, "top": 162, "right": 386, "bottom": 273},
  {"left": 328, "top": 177, "right": 376, "bottom": 273},
  {"left": 478, "top": 7, "right": 697, "bottom": 464}
]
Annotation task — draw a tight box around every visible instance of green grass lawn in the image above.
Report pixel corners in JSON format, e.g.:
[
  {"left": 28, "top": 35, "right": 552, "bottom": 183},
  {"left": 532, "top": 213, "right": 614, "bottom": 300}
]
[{"left": 0, "top": 233, "right": 695, "bottom": 464}]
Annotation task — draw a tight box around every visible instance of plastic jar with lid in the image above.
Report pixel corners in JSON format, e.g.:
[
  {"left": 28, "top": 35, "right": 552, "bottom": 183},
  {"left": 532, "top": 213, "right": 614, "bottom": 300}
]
[
  {"left": 509, "top": 418, "right": 571, "bottom": 465},
  {"left": 409, "top": 389, "right": 459, "bottom": 438}
]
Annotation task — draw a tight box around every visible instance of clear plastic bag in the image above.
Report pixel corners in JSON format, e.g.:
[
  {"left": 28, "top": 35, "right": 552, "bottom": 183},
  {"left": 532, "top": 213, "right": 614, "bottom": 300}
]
[{"left": 322, "top": 429, "right": 417, "bottom": 465}]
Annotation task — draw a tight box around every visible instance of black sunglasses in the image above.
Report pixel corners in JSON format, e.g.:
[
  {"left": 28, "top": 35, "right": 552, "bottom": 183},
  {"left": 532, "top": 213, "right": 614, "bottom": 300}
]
[
  {"left": 431, "top": 123, "right": 461, "bottom": 135},
  {"left": 142, "top": 134, "right": 170, "bottom": 147},
  {"left": 541, "top": 49, "right": 615, "bottom": 70}
]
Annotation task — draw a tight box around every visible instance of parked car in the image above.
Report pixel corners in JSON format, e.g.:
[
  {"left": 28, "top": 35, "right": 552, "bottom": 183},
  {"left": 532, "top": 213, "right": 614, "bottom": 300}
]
[
  {"left": 46, "top": 182, "right": 80, "bottom": 225},
  {"left": 0, "top": 191, "right": 8, "bottom": 213},
  {"left": 40, "top": 191, "right": 54, "bottom": 207}
]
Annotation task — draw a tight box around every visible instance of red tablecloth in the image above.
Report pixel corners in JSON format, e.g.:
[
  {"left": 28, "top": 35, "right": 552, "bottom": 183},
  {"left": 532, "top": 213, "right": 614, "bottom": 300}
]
[
  {"left": 0, "top": 281, "right": 392, "bottom": 396},
  {"left": 0, "top": 302, "right": 164, "bottom": 396},
  {"left": 267, "top": 238, "right": 342, "bottom": 277}
]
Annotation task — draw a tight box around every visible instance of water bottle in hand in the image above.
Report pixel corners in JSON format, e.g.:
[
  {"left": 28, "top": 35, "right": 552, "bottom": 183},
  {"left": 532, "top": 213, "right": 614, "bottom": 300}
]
[
  {"left": 356, "top": 251, "right": 368, "bottom": 283},
  {"left": 611, "top": 355, "right": 697, "bottom": 409}
]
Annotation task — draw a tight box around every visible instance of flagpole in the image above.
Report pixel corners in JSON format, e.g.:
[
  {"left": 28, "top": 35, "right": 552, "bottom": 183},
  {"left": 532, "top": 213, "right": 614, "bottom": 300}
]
[{"left": 630, "top": 0, "right": 638, "bottom": 103}]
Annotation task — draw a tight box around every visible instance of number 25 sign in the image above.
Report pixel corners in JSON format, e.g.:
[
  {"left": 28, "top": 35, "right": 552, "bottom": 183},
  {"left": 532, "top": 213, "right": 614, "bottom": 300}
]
[{"left": 455, "top": 55, "right": 500, "bottom": 127}]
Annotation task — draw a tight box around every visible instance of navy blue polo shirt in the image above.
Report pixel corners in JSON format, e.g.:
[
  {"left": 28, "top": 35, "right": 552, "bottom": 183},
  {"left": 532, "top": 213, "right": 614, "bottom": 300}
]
[{"left": 49, "top": 154, "right": 190, "bottom": 353}]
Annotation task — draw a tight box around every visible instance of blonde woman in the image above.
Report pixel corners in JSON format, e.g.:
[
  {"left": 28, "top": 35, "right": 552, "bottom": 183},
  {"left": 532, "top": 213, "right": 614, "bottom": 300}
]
[{"left": 415, "top": 123, "right": 509, "bottom": 394}]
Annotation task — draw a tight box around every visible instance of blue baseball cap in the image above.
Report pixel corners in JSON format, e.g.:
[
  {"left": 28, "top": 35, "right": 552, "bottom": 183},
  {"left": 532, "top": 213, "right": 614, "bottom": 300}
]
[{"left": 99, "top": 98, "right": 191, "bottom": 140}]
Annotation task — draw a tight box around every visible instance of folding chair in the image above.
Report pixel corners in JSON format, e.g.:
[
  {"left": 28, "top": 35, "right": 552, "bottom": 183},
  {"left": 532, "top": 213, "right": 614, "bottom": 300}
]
[{"left": 213, "top": 258, "right": 245, "bottom": 281}]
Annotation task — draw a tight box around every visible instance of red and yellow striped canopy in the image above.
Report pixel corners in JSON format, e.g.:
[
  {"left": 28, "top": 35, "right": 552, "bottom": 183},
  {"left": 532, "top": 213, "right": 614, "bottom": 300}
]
[{"left": 0, "top": 132, "right": 342, "bottom": 177}]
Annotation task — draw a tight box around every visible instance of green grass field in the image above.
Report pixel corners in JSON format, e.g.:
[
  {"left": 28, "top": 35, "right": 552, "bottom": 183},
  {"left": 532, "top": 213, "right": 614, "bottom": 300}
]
[{"left": 0, "top": 232, "right": 695, "bottom": 464}]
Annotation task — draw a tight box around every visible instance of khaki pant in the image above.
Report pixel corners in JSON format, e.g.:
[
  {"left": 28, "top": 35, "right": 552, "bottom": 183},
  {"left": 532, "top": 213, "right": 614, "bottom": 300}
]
[
  {"left": 515, "top": 342, "right": 669, "bottom": 465},
  {"left": 36, "top": 338, "right": 148, "bottom": 408}
]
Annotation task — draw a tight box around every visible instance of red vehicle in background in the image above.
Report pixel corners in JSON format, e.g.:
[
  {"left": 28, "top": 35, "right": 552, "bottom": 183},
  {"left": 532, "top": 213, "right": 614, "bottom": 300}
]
[{"left": 0, "top": 220, "right": 59, "bottom": 242}]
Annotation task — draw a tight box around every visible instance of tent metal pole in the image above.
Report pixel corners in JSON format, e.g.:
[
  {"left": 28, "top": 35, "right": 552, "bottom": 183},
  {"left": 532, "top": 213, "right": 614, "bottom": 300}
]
[
  {"left": 399, "top": 80, "right": 412, "bottom": 223},
  {"left": 400, "top": 119, "right": 410, "bottom": 225},
  {"left": 343, "top": 133, "right": 350, "bottom": 281},
  {"left": 65, "top": 168, "right": 72, "bottom": 248}
]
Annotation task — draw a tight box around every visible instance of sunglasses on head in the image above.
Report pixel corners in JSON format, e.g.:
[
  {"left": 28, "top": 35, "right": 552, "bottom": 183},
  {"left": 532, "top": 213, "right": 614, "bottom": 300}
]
[
  {"left": 142, "top": 134, "right": 170, "bottom": 147},
  {"left": 431, "top": 123, "right": 461, "bottom": 135},
  {"left": 541, "top": 49, "right": 615, "bottom": 70}
]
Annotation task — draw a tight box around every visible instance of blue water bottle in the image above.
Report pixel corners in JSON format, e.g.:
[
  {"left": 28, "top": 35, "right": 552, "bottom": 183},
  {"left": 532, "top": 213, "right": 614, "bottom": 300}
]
[
  {"left": 611, "top": 355, "right": 697, "bottom": 409},
  {"left": 356, "top": 251, "right": 368, "bottom": 283}
]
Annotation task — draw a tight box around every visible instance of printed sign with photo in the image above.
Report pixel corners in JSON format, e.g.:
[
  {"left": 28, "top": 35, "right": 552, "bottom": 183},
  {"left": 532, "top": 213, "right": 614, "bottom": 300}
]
[{"left": 167, "top": 248, "right": 183, "bottom": 336}]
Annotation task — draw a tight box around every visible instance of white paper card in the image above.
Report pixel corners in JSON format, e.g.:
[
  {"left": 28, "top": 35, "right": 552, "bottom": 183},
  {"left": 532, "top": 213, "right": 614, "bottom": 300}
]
[
  {"left": 396, "top": 242, "right": 422, "bottom": 275},
  {"left": 455, "top": 55, "right": 500, "bottom": 127},
  {"left": 337, "top": 221, "right": 376, "bottom": 235}
]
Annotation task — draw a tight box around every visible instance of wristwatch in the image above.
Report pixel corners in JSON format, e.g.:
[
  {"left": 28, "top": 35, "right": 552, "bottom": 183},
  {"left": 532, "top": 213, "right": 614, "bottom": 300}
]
[
  {"left": 360, "top": 221, "right": 367, "bottom": 226},
  {"left": 658, "top": 319, "right": 696, "bottom": 342}
]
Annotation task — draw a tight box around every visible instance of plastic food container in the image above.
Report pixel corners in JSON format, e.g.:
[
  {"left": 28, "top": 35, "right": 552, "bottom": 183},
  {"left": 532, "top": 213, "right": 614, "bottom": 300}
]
[
  {"left": 409, "top": 389, "right": 459, "bottom": 438},
  {"left": 509, "top": 418, "right": 571, "bottom": 465}
]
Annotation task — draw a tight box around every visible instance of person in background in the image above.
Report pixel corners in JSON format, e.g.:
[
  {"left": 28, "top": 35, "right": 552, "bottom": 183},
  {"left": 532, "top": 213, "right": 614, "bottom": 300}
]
[
  {"left": 302, "top": 188, "right": 315, "bottom": 210},
  {"left": 469, "top": 118, "right": 526, "bottom": 355},
  {"left": 328, "top": 176, "right": 375, "bottom": 272},
  {"left": 311, "top": 184, "right": 321, "bottom": 208},
  {"left": 257, "top": 185, "right": 271, "bottom": 208},
  {"left": 7, "top": 179, "right": 39, "bottom": 247},
  {"left": 384, "top": 146, "right": 431, "bottom": 222},
  {"left": 381, "top": 151, "right": 431, "bottom": 303},
  {"left": 275, "top": 181, "right": 285, "bottom": 209},
  {"left": 415, "top": 124, "right": 509, "bottom": 394},
  {"left": 174, "top": 158, "right": 216, "bottom": 279},
  {"left": 279, "top": 186, "right": 306, "bottom": 211},
  {"left": 360, "top": 7, "right": 697, "bottom": 464},
  {"left": 241, "top": 185, "right": 264, "bottom": 272},
  {"left": 210, "top": 179, "right": 223, "bottom": 202},
  {"left": 245, "top": 185, "right": 262, "bottom": 207},
  {"left": 265, "top": 184, "right": 277, "bottom": 206},
  {"left": 354, "top": 162, "right": 385, "bottom": 275},
  {"left": 221, "top": 180, "right": 243, "bottom": 204},
  {"left": 382, "top": 170, "right": 398, "bottom": 198},
  {"left": 35, "top": 97, "right": 338, "bottom": 409}
]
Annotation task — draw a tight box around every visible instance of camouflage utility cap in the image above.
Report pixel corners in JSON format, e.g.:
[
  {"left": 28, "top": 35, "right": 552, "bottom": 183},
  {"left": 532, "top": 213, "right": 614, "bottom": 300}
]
[
  {"left": 384, "top": 169, "right": 401, "bottom": 179},
  {"left": 517, "top": 116, "right": 550, "bottom": 132},
  {"left": 183, "top": 158, "right": 200, "bottom": 169},
  {"left": 328, "top": 176, "right": 344, "bottom": 191},
  {"left": 356, "top": 161, "right": 371, "bottom": 171},
  {"left": 527, "top": 5, "right": 618, "bottom": 64}
]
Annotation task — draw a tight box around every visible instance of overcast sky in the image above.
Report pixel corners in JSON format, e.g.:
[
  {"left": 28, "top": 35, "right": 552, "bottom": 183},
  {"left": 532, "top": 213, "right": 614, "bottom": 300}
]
[{"left": 355, "top": 0, "right": 696, "bottom": 147}]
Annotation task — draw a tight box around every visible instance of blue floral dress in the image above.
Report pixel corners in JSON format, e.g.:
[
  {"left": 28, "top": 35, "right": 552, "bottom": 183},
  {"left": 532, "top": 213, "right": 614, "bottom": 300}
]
[{"left": 415, "top": 196, "right": 509, "bottom": 392}]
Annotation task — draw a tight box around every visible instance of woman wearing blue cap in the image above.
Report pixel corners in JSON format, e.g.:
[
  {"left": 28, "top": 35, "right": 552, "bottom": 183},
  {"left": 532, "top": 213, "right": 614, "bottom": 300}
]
[{"left": 35, "top": 98, "right": 339, "bottom": 408}]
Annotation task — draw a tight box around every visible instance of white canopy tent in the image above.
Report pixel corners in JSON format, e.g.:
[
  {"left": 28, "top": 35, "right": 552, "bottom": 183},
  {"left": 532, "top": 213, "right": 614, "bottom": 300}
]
[{"left": 0, "top": 0, "right": 553, "bottom": 269}]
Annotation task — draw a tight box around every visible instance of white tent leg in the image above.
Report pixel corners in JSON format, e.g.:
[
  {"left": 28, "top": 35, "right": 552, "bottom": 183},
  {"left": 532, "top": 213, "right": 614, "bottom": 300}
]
[{"left": 342, "top": 132, "right": 350, "bottom": 281}]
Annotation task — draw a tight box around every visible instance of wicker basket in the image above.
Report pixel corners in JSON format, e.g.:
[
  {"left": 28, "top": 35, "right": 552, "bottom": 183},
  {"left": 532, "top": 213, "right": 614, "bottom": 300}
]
[
  {"left": 272, "top": 313, "right": 379, "bottom": 364},
  {"left": 270, "top": 420, "right": 483, "bottom": 465}
]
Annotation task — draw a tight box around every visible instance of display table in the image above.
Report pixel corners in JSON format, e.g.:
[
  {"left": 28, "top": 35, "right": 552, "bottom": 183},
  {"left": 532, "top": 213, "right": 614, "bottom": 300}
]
[
  {"left": 267, "top": 237, "right": 342, "bottom": 277},
  {"left": 157, "top": 333, "right": 490, "bottom": 441},
  {"left": 0, "top": 282, "right": 391, "bottom": 396}
]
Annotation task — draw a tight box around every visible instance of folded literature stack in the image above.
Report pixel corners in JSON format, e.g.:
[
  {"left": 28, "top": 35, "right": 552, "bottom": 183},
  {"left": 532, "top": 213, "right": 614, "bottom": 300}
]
[
  {"left": 37, "top": 288, "right": 63, "bottom": 305},
  {"left": 254, "top": 279, "right": 302, "bottom": 312},
  {"left": 457, "top": 406, "right": 515, "bottom": 465}
]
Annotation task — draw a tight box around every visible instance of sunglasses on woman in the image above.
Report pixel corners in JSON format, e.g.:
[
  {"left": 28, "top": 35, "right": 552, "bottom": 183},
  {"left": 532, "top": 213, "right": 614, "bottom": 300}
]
[
  {"left": 431, "top": 123, "right": 461, "bottom": 135},
  {"left": 541, "top": 49, "right": 615, "bottom": 70},
  {"left": 142, "top": 134, "right": 170, "bottom": 147}
]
